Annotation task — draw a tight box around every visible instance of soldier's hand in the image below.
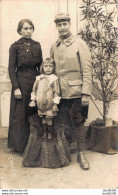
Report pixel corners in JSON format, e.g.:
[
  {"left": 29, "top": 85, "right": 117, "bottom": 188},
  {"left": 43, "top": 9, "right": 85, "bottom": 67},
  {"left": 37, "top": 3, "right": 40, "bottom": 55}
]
[
  {"left": 14, "top": 88, "right": 22, "bottom": 99},
  {"left": 82, "top": 94, "right": 90, "bottom": 106}
]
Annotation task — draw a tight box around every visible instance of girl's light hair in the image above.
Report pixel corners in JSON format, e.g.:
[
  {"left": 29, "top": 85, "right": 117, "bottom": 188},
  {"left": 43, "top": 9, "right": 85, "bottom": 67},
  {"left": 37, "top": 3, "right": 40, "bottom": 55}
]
[{"left": 40, "top": 58, "right": 55, "bottom": 74}]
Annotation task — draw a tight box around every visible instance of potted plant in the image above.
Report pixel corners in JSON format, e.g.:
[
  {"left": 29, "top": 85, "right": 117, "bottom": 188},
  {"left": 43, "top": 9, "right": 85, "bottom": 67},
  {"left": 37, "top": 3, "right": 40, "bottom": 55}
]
[{"left": 79, "top": 0, "right": 118, "bottom": 153}]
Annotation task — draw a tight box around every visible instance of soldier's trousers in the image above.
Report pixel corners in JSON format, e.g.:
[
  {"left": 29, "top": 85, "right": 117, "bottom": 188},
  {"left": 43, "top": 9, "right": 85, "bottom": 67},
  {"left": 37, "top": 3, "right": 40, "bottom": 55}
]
[{"left": 58, "top": 98, "right": 88, "bottom": 151}]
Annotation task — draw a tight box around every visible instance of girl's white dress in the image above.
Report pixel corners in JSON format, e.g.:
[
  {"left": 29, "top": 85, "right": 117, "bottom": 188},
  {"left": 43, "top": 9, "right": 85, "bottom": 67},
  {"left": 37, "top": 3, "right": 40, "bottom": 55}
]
[{"left": 31, "top": 74, "right": 61, "bottom": 118}]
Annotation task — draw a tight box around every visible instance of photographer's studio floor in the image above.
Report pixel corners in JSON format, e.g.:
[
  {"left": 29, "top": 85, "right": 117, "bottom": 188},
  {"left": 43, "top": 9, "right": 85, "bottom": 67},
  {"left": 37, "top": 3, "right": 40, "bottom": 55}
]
[{"left": 0, "top": 137, "right": 118, "bottom": 189}]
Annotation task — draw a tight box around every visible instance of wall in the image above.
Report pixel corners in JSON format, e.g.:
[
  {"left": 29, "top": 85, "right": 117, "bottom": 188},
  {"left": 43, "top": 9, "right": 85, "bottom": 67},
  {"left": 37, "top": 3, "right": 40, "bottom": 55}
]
[{"left": 0, "top": 0, "right": 103, "bottom": 131}]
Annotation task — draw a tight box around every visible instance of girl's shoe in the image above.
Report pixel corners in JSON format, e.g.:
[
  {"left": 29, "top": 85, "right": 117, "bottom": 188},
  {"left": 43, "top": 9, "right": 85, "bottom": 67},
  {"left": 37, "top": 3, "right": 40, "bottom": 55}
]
[
  {"left": 48, "top": 133, "right": 52, "bottom": 139},
  {"left": 42, "top": 131, "right": 47, "bottom": 139}
]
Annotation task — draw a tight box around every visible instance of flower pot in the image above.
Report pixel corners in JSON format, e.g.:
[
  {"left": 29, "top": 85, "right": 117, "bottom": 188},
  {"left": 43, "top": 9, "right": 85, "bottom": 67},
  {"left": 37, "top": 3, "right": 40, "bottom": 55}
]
[{"left": 88, "top": 125, "right": 118, "bottom": 154}]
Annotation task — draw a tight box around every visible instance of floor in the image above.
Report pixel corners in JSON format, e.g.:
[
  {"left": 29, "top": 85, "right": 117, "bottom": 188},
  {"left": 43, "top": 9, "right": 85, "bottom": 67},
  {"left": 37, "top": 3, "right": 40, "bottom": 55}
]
[{"left": 0, "top": 138, "right": 118, "bottom": 189}]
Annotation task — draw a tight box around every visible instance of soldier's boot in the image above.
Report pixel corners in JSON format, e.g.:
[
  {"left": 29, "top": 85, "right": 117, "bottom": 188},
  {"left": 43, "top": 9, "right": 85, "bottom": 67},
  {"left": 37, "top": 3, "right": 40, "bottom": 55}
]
[
  {"left": 77, "top": 151, "right": 90, "bottom": 170},
  {"left": 75, "top": 124, "right": 90, "bottom": 170}
]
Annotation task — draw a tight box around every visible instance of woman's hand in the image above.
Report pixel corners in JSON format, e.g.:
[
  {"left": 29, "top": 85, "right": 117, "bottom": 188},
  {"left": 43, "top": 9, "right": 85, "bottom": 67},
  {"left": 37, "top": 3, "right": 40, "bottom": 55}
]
[{"left": 14, "top": 88, "right": 22, "bottom": 99}]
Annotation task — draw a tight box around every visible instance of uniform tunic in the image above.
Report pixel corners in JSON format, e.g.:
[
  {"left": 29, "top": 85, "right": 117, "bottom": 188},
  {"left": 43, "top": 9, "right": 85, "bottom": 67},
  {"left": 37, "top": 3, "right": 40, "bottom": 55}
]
[
  {"left": 50, "top": 34, "right": 92, "bottom": 99},
  {"left": 50, "top": 34, "right": 93, "bottom": 150},
  {"left": 8, "top": 37, "right": 43, "bottom": 152}
]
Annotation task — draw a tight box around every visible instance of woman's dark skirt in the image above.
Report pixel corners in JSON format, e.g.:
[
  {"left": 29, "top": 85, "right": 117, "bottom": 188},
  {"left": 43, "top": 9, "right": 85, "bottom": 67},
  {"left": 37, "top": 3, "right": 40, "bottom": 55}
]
[{"left": 8, "top": 69, "right": 38, "bottom": 152}]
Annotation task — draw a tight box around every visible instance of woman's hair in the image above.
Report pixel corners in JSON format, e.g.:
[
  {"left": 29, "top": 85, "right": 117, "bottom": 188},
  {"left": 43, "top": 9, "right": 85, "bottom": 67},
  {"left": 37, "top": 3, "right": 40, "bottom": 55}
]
[
  {"left": 40, "top": 58, "right": 55, "bottom": 74},
  {"left": 17, "top": 19, "right": 34, "bottom": 35}
]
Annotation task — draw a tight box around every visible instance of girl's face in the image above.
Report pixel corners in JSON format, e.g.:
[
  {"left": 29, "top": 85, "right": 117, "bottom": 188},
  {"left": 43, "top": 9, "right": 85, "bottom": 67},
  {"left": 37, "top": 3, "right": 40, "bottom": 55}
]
[
  {"left": 43, "top": 63, "right": 54, "bottom": 75},
  {"left": 20, "top": 22, "right": 33, "bottom": 38}
]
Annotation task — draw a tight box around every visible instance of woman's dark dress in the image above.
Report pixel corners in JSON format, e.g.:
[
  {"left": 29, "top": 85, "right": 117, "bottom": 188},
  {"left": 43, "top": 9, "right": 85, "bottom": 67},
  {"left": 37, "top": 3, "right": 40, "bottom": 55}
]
[{"left": 8, "top": 38, "right": 43, "bottom": 152}]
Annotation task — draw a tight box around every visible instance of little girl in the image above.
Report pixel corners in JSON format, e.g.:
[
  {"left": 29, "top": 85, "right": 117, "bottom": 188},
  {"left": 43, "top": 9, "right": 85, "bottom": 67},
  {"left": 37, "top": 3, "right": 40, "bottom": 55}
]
[
  {"left": 29, "top": 58, "right": 61, "bottom": 139},
  {"left": 22, "top": 58, "right": 71, "bottom": 168}
]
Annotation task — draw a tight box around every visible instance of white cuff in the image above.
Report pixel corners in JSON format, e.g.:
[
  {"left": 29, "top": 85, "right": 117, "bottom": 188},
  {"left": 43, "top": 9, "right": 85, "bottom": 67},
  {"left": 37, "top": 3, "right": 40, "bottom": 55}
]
[
  {"left": 53, "top": 96, "right": 61, "bottom": 104},
  {"left": 31, "top": 93, "right": 36, "bottom": 100}
]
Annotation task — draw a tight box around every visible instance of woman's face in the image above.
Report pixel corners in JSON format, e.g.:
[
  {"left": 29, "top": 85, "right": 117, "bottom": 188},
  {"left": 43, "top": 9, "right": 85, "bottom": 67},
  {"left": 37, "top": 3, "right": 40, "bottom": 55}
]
[
  {"left": 20, "top": 22, "right": 33, "bottom": 38},
  {"left": 43, "top": 63, "right": 54, "bottom": 75}
]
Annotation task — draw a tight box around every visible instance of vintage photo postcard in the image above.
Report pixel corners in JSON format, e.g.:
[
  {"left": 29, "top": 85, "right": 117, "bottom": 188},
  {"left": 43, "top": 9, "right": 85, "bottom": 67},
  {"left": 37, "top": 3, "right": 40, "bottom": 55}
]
[{"left": 0, "top": 0, "right": 118, "bottom": 194}]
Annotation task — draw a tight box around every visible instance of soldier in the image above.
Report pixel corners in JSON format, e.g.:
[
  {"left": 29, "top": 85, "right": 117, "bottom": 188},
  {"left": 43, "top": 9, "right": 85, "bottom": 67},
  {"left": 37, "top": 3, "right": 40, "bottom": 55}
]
[{"left": 50, "top": 13, "right": 92, "bottom": 170}]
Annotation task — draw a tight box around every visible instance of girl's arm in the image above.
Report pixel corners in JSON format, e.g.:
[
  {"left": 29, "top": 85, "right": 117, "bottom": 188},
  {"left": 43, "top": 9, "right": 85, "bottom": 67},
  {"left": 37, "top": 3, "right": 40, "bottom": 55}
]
[
  {"left": 52, "top": 79, "right": 61, "bottom": 111},
  {"left": 53, "top": 79, "right": 61, "bottom": 104},
  {"left": 29, "top": 80, "right": 38, "bottom": 107}
]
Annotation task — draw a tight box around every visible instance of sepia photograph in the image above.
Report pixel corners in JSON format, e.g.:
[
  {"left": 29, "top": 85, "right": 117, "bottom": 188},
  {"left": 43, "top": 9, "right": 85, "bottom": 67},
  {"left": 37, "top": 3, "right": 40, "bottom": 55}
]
[{"left": 0, "top": 0, "right": 118, "bottom": 193}]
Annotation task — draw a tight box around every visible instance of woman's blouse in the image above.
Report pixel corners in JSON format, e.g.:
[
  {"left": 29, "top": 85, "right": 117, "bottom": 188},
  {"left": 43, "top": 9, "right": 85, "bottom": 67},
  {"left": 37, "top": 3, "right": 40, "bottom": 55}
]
[{"left": 8, "top": 38, "right": 43, "bottom": 90}]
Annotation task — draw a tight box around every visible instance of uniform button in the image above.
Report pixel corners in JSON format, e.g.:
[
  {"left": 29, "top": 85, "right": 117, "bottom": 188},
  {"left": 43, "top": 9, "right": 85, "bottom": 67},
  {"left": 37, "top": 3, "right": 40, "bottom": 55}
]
[
  {"left": 60, "top": 67, "right": 63, "bottom": 70},
  {"left": 60, "top": 58, "right": 63, "bottom": 61}
]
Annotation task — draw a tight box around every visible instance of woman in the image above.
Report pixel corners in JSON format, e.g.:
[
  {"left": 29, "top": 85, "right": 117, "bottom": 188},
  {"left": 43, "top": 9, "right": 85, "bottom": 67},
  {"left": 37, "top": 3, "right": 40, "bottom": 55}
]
[{"left": 8, "top": 19, "right": 43, "bottom": 152}]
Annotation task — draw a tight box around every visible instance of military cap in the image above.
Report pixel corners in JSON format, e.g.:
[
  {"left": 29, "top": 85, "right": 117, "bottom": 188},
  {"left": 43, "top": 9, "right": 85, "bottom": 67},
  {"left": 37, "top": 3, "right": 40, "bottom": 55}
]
[{"left": 54, "top": 13, "right": 71, "bottom": 23}]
